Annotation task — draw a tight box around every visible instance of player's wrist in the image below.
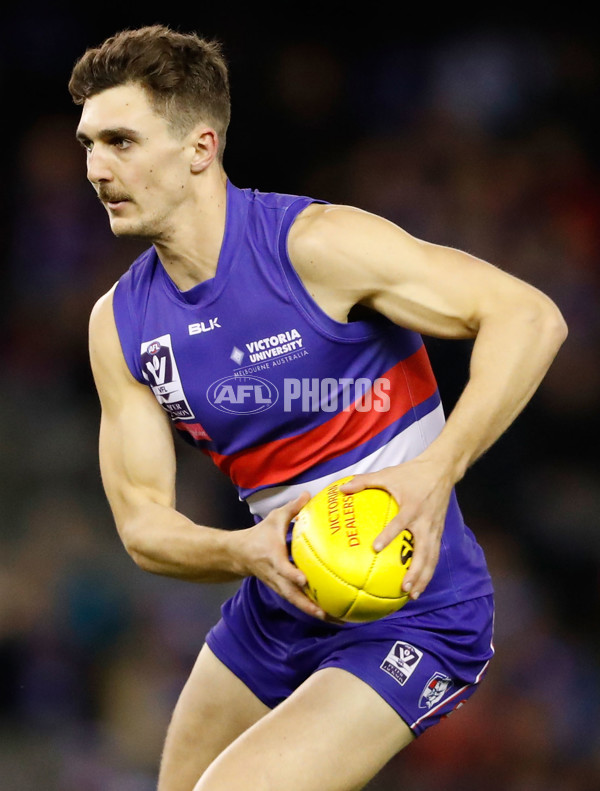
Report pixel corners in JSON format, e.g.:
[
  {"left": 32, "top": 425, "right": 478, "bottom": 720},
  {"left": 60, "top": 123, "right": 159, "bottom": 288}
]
[
  {"left": 218, "top": 527, "right": 253, "bottom": 578},
  {"left": 417, "top": 438, "right": 469, "bottom": 485}
]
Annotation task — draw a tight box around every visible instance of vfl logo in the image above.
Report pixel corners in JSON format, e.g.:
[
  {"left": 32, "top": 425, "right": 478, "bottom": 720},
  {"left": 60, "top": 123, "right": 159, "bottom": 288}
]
[
  {"left": 380, "top": 641, "right": 423, "bottom": 686},
  {"left": 419, "top": 673, "right": 454, "bottom": 709},
  {"left": 206, "top": 376, "right": 279, "bottom": 414},
  {"left": 141, "top": 334, "right": 195, "bottom": 420}
]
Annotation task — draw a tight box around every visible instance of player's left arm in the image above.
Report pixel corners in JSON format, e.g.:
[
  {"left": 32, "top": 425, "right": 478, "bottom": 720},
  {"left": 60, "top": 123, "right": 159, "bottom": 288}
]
[{"left": 288, "top": 204, "right": 568, "bottom": 599}]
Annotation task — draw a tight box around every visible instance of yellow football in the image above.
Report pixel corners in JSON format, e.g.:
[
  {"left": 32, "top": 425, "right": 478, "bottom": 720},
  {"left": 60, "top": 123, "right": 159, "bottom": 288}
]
[{"left": 291, "top": 476, "right": 414, "bottom": 622}]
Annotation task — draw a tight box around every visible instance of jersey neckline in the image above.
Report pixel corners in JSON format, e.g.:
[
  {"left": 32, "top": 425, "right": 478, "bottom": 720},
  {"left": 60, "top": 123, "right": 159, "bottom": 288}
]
[{"left": 156, "top": 179, "right": 245, "bottom": 309}]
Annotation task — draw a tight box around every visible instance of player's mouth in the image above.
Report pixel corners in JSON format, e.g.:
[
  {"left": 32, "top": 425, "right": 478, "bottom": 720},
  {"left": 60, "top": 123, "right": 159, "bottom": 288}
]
[
  {"left": 98, "top": 190, "right": 132, "bottom": 211},
  {"left": 106, "top": 199, "right": 130, "bottom": 211}
]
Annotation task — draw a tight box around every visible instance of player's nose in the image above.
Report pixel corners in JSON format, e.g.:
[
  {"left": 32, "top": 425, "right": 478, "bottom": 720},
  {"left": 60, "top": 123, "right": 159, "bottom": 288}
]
[{"left": 86, "top": 146, "right": 113, "bottom": 184}]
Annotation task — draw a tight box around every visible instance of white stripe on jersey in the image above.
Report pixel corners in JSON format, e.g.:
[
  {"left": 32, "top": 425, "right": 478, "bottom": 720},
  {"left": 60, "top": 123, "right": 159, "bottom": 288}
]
[{"left": 246, "top": 402, "right": 445, "bottom": 519}]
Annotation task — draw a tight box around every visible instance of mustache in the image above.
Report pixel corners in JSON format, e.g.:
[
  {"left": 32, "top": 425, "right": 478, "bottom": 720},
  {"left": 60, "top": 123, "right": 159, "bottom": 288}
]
[{"left": 97, "top": 187, "right": 132, "bottom": 203}]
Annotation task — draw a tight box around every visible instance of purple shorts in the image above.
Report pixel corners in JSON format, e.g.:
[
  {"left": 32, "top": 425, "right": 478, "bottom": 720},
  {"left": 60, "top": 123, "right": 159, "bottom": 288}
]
[{"left": 206, "top": 577, "right": 494, "bottom": 736}]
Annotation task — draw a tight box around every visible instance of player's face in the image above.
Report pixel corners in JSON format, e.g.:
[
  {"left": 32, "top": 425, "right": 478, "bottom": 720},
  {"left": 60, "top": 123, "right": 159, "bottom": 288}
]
[{"left": 76, "top": 83, "right": 195, "bottom": 240}]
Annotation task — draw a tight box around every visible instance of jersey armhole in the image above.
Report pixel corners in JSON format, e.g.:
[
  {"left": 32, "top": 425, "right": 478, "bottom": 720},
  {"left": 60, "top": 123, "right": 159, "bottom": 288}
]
[
  {"left": 112, "top": 274, "right": 145, "bottom": 383},
  {"left": 276, "top": 198, "right": 381, "bottom": 341}
]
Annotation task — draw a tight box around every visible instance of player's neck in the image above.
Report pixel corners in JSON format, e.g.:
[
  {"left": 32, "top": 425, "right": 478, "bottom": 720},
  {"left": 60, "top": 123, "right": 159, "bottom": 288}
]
[{"left": 153, "top": 166, "right": 228, "bottom": 291}]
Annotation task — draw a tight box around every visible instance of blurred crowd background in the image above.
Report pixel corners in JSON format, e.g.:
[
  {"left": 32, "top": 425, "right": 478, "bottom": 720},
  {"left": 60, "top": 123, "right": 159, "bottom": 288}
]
[{"left": 1, "top": 9, "right": 599, "bottom": 790}]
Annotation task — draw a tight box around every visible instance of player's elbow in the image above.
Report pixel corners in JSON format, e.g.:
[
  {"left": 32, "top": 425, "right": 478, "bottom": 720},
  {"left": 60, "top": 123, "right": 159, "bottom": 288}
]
[
  {"left": 124, "top": 541, "right": 162, "bottom": 578},
  {"left": 526, "top": 291, "right": 568, "bottom": 352},
  {"left": 125, "top": 542, "right": 154, "bottom": 572},
  {"left": 116, "top": 514, "right": 156, "bottom": 573},
  {"left": 124, "top": 536, "right": 168, "bottom": 576},
  {"left": 550, "top": 305, "right": 569, "bottom": 351}
]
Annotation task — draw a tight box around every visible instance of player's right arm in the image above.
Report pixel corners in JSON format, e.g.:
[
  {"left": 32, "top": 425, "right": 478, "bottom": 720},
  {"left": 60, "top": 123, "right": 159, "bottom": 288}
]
[{"left": 89, "top": 289, "right": 322, "bottom": 615}]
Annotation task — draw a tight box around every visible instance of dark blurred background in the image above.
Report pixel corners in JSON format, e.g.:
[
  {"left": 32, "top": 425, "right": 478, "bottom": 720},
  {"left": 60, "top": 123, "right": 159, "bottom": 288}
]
[{"left": 1, "top": 8, "right": 599, "bottom": 790}]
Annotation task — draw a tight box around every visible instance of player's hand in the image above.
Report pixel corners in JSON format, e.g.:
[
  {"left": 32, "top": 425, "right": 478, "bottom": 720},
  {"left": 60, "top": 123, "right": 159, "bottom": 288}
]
[
  {"left": 339, "top": 459, "right": 454, "bottom": 600},
  {"left": 235, "top": 492, "right": 326, "bottom": 620}
]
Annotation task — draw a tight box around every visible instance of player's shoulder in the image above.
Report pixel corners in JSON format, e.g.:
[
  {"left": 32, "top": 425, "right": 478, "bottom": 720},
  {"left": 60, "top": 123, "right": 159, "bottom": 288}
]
[
  {"left": 290, "top": 202, "right": 393, "bottom": 255},
  {"left": 89, "top": 283, "right": 141, "bottom": 388},
  {"left": 90, "top": 283, "right": 117, "bottom": 331},
  {"left": 90, "top": 246, "right": 155, "bottom": 333},
  {"left": 291, "top": 201, "right": 365, "bottom": 234},
  {"left": 88, "top": 286, "right": 122, "bottom": 381},
  {"left": 289, "top": 202, "right": 407, "bottom": 285}
]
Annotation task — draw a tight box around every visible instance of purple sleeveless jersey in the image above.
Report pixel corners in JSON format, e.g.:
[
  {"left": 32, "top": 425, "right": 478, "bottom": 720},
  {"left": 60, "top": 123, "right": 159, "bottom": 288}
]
[{"left": 112, "top": 180, "right": 494, "bottom": 619}]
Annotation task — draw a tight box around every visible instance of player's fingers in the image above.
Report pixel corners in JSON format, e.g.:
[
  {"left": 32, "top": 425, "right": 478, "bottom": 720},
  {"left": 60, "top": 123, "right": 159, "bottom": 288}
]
[
  {"left": 281, "top": 491, "right": 311, "bottom": 520},
  {"left": 337, "top": 474, "right": 379, "bottom": 494},
  {"left": 282, "top": 556, "right": 309, "bottom": 589},
  {"left": 401, "top": 533, "right": 440, "bottom": 599},
  {"left": 372, "top": 514, "right": 405, "bottom": 551},
  {"left": 277, "top": 574, "right": 325, "bottom": 619}
]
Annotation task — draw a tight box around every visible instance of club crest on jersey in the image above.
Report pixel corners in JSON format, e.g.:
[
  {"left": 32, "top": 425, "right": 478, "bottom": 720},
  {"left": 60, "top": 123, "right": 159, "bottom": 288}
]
[
  {"left": 380, "top": 641, "right": 423, "bottom": 686},
  {"left": 140, "top": 334, "right": 195, "bottom": 420},
  {"left": 419, "top": 673, "right": 454, "bottom": 709}
]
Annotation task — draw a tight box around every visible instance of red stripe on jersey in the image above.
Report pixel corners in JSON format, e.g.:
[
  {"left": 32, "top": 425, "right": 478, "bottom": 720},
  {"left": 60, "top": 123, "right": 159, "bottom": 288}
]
[
  {"left": 207, "top": 344, "right": 436, "bottom": 489},
  {"left": 173, "top": 421, "right": 211, "bottom": 441}
]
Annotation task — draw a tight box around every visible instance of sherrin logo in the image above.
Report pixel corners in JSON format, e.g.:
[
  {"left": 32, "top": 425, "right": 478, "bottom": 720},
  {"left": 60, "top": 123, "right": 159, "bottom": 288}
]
[{"left": 207, "top": 376, "right": 279, "bottom": 414}]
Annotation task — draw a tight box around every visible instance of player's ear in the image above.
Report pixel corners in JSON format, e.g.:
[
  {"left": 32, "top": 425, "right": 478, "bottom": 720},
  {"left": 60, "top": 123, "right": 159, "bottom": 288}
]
[{"left": 190, "top": 126, "right": 219, "bottom": 173}]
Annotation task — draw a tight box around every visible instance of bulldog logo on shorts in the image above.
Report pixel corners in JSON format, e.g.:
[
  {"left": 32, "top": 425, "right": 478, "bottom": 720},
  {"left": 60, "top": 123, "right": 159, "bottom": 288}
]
[{"left": 419, "top": 673, "right": 454, "bottom": 709}]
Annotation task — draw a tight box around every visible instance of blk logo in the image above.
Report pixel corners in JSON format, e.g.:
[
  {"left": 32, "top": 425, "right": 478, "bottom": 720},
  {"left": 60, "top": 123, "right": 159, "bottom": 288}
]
[{"left": 189, "top": 318, "right": 221, "bottom": 335}]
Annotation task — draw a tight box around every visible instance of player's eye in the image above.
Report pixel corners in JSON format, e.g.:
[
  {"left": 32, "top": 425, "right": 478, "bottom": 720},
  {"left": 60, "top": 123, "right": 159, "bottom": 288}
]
[{"left": 111, "top": 137, "right": 132, "bottom": 150}]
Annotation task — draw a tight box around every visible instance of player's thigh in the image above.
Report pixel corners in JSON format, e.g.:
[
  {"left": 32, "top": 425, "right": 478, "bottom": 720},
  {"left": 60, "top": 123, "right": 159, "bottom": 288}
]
[
  {"left": 193, "top": 666, "right": 415, "bottom": 791},
  {"left": 158, "top": 643, "right": 270, "bottom": 791}
]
